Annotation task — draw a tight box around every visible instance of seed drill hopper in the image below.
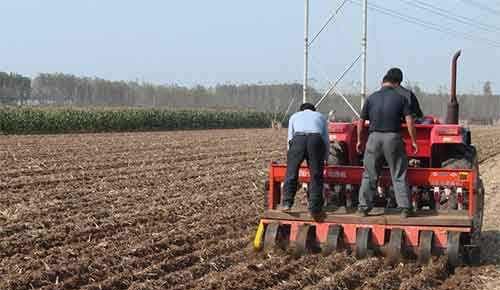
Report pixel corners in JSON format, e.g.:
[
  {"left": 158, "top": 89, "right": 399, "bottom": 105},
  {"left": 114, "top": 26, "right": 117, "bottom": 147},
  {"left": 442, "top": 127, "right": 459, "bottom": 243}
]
[{"left": 253, "top": 51, "right": 484, "bottom": 266}]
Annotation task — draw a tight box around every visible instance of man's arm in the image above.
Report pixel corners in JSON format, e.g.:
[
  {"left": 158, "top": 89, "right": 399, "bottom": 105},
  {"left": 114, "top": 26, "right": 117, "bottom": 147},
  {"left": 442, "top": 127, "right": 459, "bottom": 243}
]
[
  {"left": 356, "top": 118, "right": 365, "bottom": 154},
  {"left": 287, "top": 115, "right": 294, "bottom": 150},
  {"left": 357, "top": 97, "right": 370, "bottom": 153},
  {"left": 402, "top": 93, "right": 418, "bottom": 154},
  {"left": 405, "top": 115, "right": 418, "bottom": 154},
  {"left": 321, "top": 116, "right": 330, "bottom": 161}
]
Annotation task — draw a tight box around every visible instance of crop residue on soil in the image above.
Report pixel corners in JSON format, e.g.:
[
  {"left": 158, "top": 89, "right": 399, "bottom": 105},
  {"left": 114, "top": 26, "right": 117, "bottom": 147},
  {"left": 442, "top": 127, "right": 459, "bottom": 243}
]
[{"left": 1, "top": 127, "right": 499, "bottom": 290}]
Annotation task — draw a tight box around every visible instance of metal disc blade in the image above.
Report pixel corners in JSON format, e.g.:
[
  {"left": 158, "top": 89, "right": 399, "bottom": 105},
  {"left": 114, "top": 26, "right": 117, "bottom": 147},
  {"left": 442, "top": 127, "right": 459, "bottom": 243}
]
[
  {"left": 356, "top": 227, "right": 371, "bottom": 259},
  {"left": 418, "top": 231, "right": 434, "bottom": 265},
  {"left": 294, "top": 224, "right": 315, "bottom": 256},
  {"left": 387, "top": 229, "right": 404, "bottom": 264},
  {"left": 323, "top": 225, "right": 343, "bottom": 255},
  {"left": 264, "top": 223, "right": 280, "bottom": 251},
  {"left": 447, "top": 231, "right": 462, "bottom": 267}
]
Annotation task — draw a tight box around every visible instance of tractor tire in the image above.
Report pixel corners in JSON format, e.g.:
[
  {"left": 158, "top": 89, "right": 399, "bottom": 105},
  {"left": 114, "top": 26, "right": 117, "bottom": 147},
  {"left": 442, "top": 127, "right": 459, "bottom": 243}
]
[
  {"left": 329, "top": 140, "right": 347, "bottom": 165},
  {"left": 441, "top": 145, "right": 476, "bottom": 210},
  {"left": 471, "top": 179, "right": 485, "bottom": 243},
  {"left": 442, "top": 145, "right": 484, "bottom": 261},
  {"left": 441, "top": 157, "right": 473, "bottom": 169},
  {"left": 441, "top": 145, "right": 477, "bottom": 169},
  {"left": 328, "top": 141, "right": 349, "bottom": 207},
  {"left": 465, "top": 179, "right": 484, "bottom": 265}
]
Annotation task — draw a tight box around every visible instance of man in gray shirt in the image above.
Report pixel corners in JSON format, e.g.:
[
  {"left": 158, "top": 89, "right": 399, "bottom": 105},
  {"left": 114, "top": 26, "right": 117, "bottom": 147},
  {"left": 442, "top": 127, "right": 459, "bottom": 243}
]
[
  {"left": 281, "top": 103, "right": 329, "bottom": 219},
  {"left": 356, "top": 72, "right": 418, "bottom": 219}
]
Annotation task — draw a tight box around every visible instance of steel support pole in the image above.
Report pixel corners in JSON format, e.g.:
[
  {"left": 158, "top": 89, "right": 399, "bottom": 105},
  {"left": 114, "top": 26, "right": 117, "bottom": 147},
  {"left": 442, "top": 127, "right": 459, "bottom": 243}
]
[
  {"left": 361, "top": 0, "right": 368, "bottom": 108},
  {"left": 303, "top": 0, "right": 310, "bottom": 104}
]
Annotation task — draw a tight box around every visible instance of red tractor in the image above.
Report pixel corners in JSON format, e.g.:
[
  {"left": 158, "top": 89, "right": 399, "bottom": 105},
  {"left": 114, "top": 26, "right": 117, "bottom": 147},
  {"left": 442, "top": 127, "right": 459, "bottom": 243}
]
[{"left": 254, "top": 51, "right": 484, "bottom": 266}]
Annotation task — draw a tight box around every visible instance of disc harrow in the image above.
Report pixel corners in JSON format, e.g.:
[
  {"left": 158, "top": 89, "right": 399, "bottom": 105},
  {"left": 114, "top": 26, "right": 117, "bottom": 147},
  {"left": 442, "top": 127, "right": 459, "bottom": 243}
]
[{"left": 254, "top": 163, "right": 483, "bottom": 267}]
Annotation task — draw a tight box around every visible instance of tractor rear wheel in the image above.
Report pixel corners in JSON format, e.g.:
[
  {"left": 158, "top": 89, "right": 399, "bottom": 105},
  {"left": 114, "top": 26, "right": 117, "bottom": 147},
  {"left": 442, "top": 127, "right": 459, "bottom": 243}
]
[
  {"left": 441, "top": 145, "right": 476, "bottom": 169},
  {"left": 442, "top": 145, "right": 484, "bottom": 264},
  {"left": 329, "top": 140, "right": 347, "bottom": 165},
  {"left": 442, "top": 157, "right": 473, "bottom": 169},
  {"left": 472, "top": 179, "right": 485, "bottom": 243},
  {"left": 442, "top": 145, "right": 476, "bottom": 209},
  {"left": 466, "top": 191, "right": 483, "bottom": 265}
]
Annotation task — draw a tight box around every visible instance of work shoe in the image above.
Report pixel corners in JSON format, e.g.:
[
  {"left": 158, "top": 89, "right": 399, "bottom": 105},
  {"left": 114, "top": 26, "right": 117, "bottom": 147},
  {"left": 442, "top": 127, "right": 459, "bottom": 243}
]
[
  {"left": 400, "top": 208, "right": 412, "bottom": 219},
  {"left": 310, "top": 210, "right": 325, "bottom": 222},
  {"left": 323, "top": 203, "right": 337, "bottom": 212},
  {"left": 277, "top": 204, "right": 292, "bottom": 212},
  {"left": 357, "top": 207, "right": 371, "bottom": 217}
]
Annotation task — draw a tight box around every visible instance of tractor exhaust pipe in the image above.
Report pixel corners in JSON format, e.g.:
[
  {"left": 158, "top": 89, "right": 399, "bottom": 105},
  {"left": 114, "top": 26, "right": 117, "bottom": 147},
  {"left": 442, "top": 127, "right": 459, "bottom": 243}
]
[{"left": 445, "top": 50, "right": 461, "bottom": 124}]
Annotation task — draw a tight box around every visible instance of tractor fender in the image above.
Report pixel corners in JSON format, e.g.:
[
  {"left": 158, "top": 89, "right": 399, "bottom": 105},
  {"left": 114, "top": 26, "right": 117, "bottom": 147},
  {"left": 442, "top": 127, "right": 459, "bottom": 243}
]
[{"left": 430, "top": 125, "right": 465, "bottom": 145}]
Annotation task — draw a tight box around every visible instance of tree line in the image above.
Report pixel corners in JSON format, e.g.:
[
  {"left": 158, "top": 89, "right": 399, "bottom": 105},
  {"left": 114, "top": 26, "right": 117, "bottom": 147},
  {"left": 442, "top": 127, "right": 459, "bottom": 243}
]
[
  {"left": 0, "top": 72, "right": 31, "bottom": 104},
  {"left": 18, "top": 72, "right": 302, "bottom": 112},
  {"left": 0, "top": 71, "right": 498, "bottom": 123}
]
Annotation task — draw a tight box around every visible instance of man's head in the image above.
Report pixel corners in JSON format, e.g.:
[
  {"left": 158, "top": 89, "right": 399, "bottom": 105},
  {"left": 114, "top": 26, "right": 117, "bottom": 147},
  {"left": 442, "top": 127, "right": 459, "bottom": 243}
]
[
  {"left": 383, "top": 67, "right": 403, "bottom": 85},
  {"left": 300, "top": 103, "right": 316, "bottom": 111}
]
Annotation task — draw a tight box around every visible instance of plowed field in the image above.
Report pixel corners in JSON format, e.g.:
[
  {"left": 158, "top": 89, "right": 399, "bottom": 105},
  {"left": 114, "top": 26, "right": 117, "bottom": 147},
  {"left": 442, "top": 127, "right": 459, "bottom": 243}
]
[{"left": 1, "top": 127, "right": 499, "bottom": 290}]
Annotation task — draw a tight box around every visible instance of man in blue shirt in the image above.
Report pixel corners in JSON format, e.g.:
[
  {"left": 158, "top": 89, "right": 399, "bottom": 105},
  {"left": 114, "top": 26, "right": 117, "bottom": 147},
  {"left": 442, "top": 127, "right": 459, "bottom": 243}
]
[{"left": 280, "top": 103, "right": 329, "bottom": 218}]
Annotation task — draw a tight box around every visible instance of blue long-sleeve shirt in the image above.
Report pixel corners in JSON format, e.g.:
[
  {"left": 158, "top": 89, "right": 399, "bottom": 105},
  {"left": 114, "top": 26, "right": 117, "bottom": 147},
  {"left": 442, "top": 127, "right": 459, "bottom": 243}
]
[{"left": 287, "top": 110, "right": 330, "bottom": 160}]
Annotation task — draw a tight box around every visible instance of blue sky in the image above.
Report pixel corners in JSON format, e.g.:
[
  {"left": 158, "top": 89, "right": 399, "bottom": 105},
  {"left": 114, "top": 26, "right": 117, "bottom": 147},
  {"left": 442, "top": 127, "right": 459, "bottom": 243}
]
[{"left": 0, "top": 0, "right": 499, "bottom": 94}]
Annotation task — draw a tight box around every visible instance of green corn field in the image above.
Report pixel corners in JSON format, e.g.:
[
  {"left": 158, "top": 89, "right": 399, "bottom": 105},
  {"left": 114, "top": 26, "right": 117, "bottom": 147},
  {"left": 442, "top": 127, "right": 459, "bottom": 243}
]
[{"left": 0, "top": 107, "right": 284, "bottom": 134}]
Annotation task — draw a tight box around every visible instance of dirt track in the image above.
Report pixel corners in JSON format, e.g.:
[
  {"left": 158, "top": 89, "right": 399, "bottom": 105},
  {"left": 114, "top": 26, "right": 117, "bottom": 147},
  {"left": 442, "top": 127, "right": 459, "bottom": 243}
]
[{"left": 1, "top": 127, "right": 499, "bottom": 290}]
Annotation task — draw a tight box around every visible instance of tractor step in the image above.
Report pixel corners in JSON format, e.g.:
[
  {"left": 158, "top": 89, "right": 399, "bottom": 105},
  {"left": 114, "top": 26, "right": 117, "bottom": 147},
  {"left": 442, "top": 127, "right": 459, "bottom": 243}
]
[{"left": 263, "top": 208, "right": 472, "bottom": 227}]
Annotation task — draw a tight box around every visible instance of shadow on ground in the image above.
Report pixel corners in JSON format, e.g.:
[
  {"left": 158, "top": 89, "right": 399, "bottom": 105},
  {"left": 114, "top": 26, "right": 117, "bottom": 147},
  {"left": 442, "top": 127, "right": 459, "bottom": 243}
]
[{"left": 480, "top": 230, "right": 500, "bottom": 265}]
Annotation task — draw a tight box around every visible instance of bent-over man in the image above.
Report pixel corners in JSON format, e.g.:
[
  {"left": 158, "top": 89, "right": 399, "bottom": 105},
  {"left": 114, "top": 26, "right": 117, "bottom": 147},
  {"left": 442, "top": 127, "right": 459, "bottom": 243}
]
[
  {"left": 280, "top": 103, "right": 329, "bottom": 219},
  {"left": 356, "top": 72, "right": 418, "bottom": 219}
]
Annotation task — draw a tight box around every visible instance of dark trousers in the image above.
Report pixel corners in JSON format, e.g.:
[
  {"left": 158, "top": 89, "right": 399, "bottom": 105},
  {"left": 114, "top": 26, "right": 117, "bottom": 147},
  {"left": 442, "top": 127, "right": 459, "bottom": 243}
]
[
  {"left": 358, "top": 132, "right": 410, "bottom": 209},
  {"left": 283, "top": 134, "right": 326, "bottom": 213}
]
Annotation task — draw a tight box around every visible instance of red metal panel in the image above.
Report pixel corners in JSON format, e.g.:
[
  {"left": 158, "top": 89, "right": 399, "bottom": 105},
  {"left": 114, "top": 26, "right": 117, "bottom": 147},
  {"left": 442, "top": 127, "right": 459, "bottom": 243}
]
[
  {"left": 290, "top": 223, "right": 299, "bottom": 242},
  {"left": 328, "top": 121, "right": 466, "bottom": 163},
  {"left": 434, "top": 228, "right": 448, "bottom": 248},
  {"left": 316, "top": 223, "right": 330, "bottom": 243},
  {"left": 272, "top": 165, "right": 474, "bottom": 187},
  {"left": 406, "top": 228, "right": 419, "bottom": 247},
  {"left": 371, "top": 226, "right": 386, "bottom": 246},
  {"left": 430, "top": 125, "right": 464, "bottom": 145},
  {"left": 330, "top": 122, "right": 438, "bottom": 160},
  {"left": 329, "top": 123, "right": 355, "bottom": 143},
  {"left": 401, "top": 125, "right": 432, "bottom": 158},
  {"left": 268, "top": 163, "right": 275, "bottom": 210},
  {"left": 269, "top": 163, "right": 476, "bottom": 217},
  {"left": 343, "top": 224, "right": 357, "bottom": 245}
]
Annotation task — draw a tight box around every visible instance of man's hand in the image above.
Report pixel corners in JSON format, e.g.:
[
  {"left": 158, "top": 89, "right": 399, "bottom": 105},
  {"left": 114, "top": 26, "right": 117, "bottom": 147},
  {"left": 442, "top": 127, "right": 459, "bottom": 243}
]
[
  {"left": 405, "top": 115, "right": 418, "bottom": 155},
  {"left": 412, "top": 142, "right": 418, "bottom": 154},
  {"left": 356, "top": 141, "right": 363, "bottom": 154},
  {"left": 356, "top": 119, "right": 365, "bottom": 155}
]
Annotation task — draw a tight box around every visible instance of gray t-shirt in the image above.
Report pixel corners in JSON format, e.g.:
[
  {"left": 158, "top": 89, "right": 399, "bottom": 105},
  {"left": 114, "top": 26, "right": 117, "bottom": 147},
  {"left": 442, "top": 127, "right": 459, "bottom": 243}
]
[
  {"left": 395, "top": 86, "right": 423, "bottom": 119},
  {"left": 361, "top": 86, "right": 412, "bottom": 133}
]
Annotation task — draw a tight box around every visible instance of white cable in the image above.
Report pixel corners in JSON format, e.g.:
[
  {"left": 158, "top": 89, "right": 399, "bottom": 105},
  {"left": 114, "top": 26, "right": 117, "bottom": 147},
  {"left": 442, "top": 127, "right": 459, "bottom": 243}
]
[
  {"left": 311, "top": 54, "right": 361, "bottom": 117},
  {"left": 309, "top": 0, "right": 350, "bottom": 47}
]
